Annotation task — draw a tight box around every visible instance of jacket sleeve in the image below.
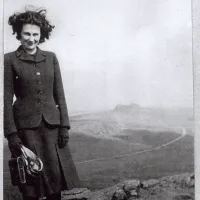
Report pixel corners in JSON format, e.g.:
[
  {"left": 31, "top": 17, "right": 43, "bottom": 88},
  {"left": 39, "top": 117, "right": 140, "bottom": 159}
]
[
  {"left": 53, "top": 53, "right": 70, "bottom": 130},
  {"left": 4, "top": 55, "right": 18, "bottom": 138}
]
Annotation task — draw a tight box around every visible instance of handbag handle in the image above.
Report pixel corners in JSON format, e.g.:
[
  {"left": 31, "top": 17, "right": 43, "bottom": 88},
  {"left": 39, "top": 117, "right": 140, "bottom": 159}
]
[{"left": 20, "top": 145, "right": 43, "bottom": 176}]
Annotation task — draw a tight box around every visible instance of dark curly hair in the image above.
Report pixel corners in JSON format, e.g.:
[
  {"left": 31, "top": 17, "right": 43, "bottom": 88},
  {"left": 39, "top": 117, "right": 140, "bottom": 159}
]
[{"left": 8, "top": 6, "right": 55, "bottom": 44}]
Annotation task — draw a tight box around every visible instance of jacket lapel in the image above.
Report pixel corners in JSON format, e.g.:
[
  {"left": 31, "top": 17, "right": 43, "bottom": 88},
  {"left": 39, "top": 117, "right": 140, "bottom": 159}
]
[
  {"left": 35, "top": 47, "right": 46, "bottom": 62},
  {"left": 15, "top": 45, "right": 46, "bottom": 63}
]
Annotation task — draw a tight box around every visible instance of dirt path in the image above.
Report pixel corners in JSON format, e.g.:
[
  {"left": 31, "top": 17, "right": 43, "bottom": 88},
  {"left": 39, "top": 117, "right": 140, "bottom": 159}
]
[
  {"left": 75, "top": 126, "right": 186, "bottom": 164},
  {"left": 154, "top": 126, "right": 186, "bottom": 150}
]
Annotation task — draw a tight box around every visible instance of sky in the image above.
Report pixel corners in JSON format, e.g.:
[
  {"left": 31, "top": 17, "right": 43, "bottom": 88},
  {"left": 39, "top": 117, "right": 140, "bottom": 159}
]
[{"left": 4, "top": 0, "right": 193, "bottom": 113}]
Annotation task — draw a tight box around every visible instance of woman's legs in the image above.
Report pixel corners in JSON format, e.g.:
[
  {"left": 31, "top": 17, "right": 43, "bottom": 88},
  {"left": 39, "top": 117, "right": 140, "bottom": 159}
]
[
  {"left": 46, "top": 193, "right": 61, "bottom": 200},
  {"left": 22, "top": 196, "right": 39, "bottom": 200},
  {"left": 22, "top": 193, "right": 61, "bottom": 200}
]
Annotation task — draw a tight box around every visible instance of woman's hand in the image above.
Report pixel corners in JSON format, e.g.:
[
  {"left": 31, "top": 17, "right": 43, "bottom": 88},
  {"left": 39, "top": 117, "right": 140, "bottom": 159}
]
[
  {"left": 58, "top": 127, "right": 69, "bottom": 148},
  {"left": 7, "top": 133, "right": 22, "bottom": 157}
]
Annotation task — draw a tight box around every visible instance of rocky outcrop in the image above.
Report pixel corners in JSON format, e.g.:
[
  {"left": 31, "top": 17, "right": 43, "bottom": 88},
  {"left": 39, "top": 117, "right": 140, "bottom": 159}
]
[
  {"left": 62, "top": 188, "right": 92, "bottom": 200},
  {"left": 62, "top": 173, "right": 194, "bottom": 200},
  {"left": 113, "top": 104, "right": 141, "bottom": 114}
]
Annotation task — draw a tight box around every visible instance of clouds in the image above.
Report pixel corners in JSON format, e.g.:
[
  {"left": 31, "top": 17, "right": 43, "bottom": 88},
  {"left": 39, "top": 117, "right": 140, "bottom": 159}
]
[{"left": 4, "top": 0, "right": 193, "bottom": 111}]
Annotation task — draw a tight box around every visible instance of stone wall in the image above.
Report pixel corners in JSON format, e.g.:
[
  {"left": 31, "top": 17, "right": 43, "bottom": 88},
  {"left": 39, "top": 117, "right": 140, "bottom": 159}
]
[{"left": 62, "top": 173, "right": 194, "bottom": 200}]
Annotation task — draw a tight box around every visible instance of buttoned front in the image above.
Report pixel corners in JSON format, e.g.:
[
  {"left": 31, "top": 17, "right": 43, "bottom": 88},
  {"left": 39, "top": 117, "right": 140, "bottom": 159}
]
[{"left": 4, "top": 45, "right": 70, "bottom": 137}]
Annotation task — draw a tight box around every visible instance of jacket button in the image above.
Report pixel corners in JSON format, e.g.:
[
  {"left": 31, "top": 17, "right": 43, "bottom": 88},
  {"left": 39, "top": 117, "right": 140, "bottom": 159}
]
[
  {"left": 36, "top": 72, "right": 40, "bottom": 75},
  {"left": 33, "top": 64, "right": 38, "bottom": 67}
]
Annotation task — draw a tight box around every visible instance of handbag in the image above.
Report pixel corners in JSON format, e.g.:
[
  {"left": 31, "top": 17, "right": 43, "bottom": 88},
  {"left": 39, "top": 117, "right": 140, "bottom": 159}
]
[{"left": 8, "top": 145, "right": 43, "bottom": 186}]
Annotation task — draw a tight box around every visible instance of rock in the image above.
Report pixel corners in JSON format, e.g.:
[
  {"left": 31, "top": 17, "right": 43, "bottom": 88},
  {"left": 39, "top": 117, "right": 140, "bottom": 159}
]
[
  {"left": 185, "top": 175, "right": 194, "bottom": 188},
  {"left": 63, "top": 188, "right": 89, "bottom": 195},
  {"left": 62, "top": 188, "right": 92, "bottom": 200},
  {"left": 128, "top": 197, "right": 144, "bottom": 200},
  {"left": 123, "top": 180, "right": 141, "bottom": 198},
  {"left": 141, "top": 179, "right": 160, "bottom": 188},
  {"left": 129, "top": 190, "right": 138, "bottom": 196},
  {"left": 90, "top": 192, "right": 109, "bottom": 200},
  {"left": 112, "top": 188, "right": 127, "bottom": 200},
  {"left": 123, "top": 180, "right": 141, "bottom": 191},
  {"left": 91, "top": 185, "right": 125, "bottom": 200},
  {"left": 172, "top": 194, "right": 194, "bottom": 200}
]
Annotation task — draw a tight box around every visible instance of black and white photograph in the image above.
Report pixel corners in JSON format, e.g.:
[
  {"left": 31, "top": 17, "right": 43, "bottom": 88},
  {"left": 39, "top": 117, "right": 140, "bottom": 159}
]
[{"left": 3, "top": 0, "right": 194, "bottom": 200}]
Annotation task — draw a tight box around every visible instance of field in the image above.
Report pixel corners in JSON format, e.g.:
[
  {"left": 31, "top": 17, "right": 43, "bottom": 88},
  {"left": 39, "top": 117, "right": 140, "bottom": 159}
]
[{"left": 3, "top": 105, "right": 194, "bottom": 199}]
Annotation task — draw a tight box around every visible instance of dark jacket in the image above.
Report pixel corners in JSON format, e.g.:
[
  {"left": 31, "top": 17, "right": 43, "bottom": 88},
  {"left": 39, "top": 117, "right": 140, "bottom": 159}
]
[
  {"left": 4, "top": 46, "right": 80, "bottom": 193},
  {"left": 4, "top": 45, "right": 70, "bottom": 138}
]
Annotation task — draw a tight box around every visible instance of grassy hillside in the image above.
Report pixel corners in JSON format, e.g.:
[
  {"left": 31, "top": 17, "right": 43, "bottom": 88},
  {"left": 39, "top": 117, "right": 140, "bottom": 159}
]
[
  {"left": 4, "top": 131, "right": 194, "bottom": 191},
  {"left": 69, "top": 132, "right": 150, "bottom": 162},
  {"left": 116, "top": 129, "right": 181, "bottom": 147},
  {"left": 75, "top": 135, "right": 194, "bottom": 189}
]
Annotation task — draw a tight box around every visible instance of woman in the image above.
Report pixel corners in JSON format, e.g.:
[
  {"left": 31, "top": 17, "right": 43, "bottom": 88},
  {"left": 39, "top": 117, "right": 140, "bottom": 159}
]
[{"left": 4, "top": 8, "right": 80, "bottom": 200}]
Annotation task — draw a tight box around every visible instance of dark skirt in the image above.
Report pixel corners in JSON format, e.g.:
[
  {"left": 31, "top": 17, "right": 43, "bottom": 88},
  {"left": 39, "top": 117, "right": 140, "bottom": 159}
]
[{"left": 17, "top": 118, "right": 80, "bottom": 198}]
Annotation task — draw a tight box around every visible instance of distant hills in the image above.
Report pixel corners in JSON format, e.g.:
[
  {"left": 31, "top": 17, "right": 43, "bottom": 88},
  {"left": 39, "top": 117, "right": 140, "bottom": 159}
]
[
  {"left": 3, "top": 103, "right": 193, "bottom": 145},
  {"left": 113, "top": 103, "right": 141, "bottom": 113},
  {"left": 70, "top": 103, "right": 193, "bottom": 137}
]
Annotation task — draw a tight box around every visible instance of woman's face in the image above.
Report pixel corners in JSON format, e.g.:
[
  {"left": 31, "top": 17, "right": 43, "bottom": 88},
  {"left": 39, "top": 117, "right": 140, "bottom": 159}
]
[{"left": 20, "top": 24, "right": 41, "bottom": 51}]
